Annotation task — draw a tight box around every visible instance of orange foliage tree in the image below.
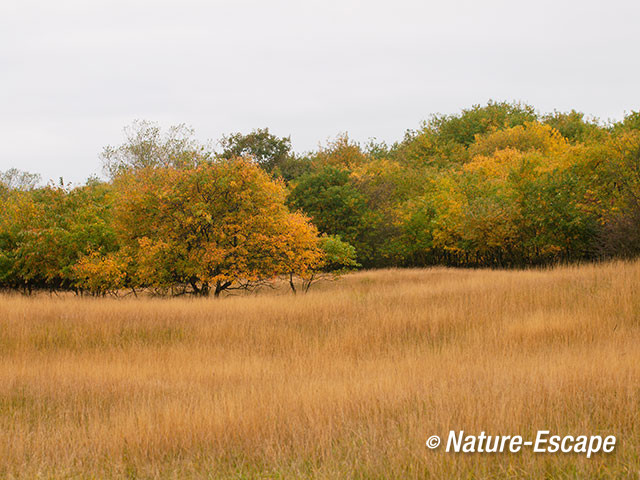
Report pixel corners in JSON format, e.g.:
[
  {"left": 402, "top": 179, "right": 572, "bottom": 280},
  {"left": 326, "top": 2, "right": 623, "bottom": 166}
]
[{"left": 109, "top": 158, "right": 325, "bottom": 296}]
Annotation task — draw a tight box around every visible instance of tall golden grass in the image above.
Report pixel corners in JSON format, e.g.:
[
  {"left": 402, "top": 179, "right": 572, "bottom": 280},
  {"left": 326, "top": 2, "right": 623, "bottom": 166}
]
[{"left": 0, "top": 261, "right": 639, "bottom": 479}]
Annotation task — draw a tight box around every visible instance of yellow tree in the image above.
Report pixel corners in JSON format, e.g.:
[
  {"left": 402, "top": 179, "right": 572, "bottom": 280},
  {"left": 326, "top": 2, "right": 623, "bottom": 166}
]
[
  {"left": 312, "top": 133, "right": 368, "bottom": 169},
  {"left": 459, "top": 122, "right": 590, "bottom": 264},
  {"left": 469, "top": 121, "right": 569, "bottom": 158}
]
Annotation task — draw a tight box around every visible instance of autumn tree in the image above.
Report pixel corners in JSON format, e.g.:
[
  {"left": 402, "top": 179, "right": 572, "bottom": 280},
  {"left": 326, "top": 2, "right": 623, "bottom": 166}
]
[
  {"left": 289, "top": 149, "right": 427, "bottom": 266},
  {"left": 393, "top": 121, "right": 600, "bottom": 266},
  {"left": 587, "top": 128, "right": 640, "bottom": 258},
  {"left": 1, "top": 103, "right": 637, "bottom": 293},
  {"left": 393, "top": 101, "right": 539, "bottom": 167},
  {"left": 111, "top": 158, "right": 324, "bottom": 296},
  {"left": 311, "top": 133, "right": 369, "bottom": 170}
]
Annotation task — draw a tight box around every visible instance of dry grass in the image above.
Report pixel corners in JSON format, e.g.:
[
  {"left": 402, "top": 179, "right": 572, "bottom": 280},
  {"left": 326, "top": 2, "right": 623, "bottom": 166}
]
[{"left": 1, "top": 261, "right": 639, "bottom": 479}]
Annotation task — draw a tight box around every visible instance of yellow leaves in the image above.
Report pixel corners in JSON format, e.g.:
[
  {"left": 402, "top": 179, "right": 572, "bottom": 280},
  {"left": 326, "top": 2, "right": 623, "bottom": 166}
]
[
  {"left": 470, "top": 122, "right": 569, "bottom": 158},
  {"left": 464, "top": 148, "right": 524, "bottom": 180},
  {"left": 73, "top": 251, "right": 127, "bottom": 293},
  {"left": 350, "top": 158, "right": 402, "bottom": 179},
  {"left": 608, "top": 129, "right": 640, "bottom": 158},
  {"left": 313, "top": 133, "right": 368, "bottom": 169},
  {"left": 465, "top": 125, "right": 580, "bottom": 182}
]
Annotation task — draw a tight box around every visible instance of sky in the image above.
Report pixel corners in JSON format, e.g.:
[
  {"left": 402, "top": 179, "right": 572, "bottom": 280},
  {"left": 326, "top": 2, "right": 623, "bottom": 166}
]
[{"left": 1, "top": 0, "right": 639, "bottom": 185}]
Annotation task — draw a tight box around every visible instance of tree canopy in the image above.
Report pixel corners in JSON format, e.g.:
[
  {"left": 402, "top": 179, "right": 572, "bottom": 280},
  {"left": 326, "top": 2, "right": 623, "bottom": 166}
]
[{"left": 2, "top": 102, "right": 640, "bottom": 295}]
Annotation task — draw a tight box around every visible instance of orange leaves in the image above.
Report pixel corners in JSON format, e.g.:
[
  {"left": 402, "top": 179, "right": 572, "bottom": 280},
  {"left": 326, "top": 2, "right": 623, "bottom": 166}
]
[
  {"left": 274, "top": 211, "right": 324, "bottom": 278},
  {"left": 110, "top": 158, "right": 324, "bottom": 295}
]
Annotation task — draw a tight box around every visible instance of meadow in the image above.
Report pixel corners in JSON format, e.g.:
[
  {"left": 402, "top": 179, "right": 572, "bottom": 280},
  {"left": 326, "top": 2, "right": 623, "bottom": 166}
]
[{"left": 0, "top": 260, "right": 639, "bottom": 479}]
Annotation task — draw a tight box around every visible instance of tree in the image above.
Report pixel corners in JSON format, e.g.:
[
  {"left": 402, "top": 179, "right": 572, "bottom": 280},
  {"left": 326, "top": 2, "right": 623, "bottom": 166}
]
[
  {"left": 542, "top": 110, "right": 604, "bottom": 143},
  {"left": 613, "top": 111, "right": 640, "bottom": 133},
  {"left": 73, "top": 251, "right": 128, "bottom": 296},
  {"left": 0, "top": 168, "right": 41, "bottom": 193},
  {"left": 588, "top": 130, "right": 640, "bottom": 258},
  {"left": 392, "top": 101, "right": 539, "bottom": 168},
  {"left": 312, "top": 133, "right": 369, "bottom": 169},
  {"left": 469, "top": 122, "right": 569, "bottom": 158},
  {"left": 112, "top": 158, "right": 323, "bottom": 296},
  {"left": 287, "top": 234, "right": 359, "bottom": 294},
  {"left": 428, "top": 101, "right": 538, "bottom": 147},
  {"left": 288, "top": 166, "right": 371, "bottom": 262},
  {"left": 0, "top": 180, "right": 117, "bottom": 293},
  {"left": 102, "top": 120, "right": 211, "bottom": 178},
  {"left": 392, "top": 120, "right": 598, "bottom": 267},
  {"left": 348, "top": 159, "right": 425, "bottom": 265},
  {"left": 218, "top": 128, "right": 296, "bottom": 175}
]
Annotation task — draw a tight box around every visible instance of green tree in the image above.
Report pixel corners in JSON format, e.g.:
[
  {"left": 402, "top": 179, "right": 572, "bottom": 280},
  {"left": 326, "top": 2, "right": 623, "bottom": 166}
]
[
  {"left": 393, "top": 101, "right": 539, "bottom": 167},
  {"left": 542, "top": 110, "right": 605, "bottom": 143},
  {"left": 288, "top": 166, "right": 371, "bottom": 262},
  {"left": 288, "top": 234, "right": 359, "bottom": 294},
  {"left": 0, "top": 181, "right": 117, "bottom": 292},
  {"left": 218, "top": 128, "right": 308, "bottom": 180}
]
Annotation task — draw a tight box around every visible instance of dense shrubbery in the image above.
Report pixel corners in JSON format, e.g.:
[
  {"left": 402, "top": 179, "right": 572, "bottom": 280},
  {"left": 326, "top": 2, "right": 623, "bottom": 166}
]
[
  {"left": 1, "top": 102, "right": 639, "bottom": 294},
  {"left": 286, "top": 102, "right": 640, "bottom": 267},
  {"left": 0, "top": 125, "right": 355, "bottom": 296}
]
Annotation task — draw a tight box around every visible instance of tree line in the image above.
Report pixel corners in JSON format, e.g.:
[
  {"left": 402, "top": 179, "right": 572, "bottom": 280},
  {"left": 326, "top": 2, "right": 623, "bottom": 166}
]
[{"left": 1, "top": 101, "right": 639, "bottom": 295}]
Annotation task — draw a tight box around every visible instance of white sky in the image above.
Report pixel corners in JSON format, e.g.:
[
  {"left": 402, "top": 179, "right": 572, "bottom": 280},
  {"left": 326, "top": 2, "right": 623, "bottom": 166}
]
[{"left": 1, "top": 0, "right": 639, "bottom": 185}]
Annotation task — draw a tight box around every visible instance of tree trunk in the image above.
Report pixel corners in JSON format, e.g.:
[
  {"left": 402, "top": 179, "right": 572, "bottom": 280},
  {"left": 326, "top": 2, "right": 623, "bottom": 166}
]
[
  {"left": 289, "top": 273, "right": 297, "bottom": 295},
  {"left": 214, "top": 281, "right": 232, "bottom": 298}
]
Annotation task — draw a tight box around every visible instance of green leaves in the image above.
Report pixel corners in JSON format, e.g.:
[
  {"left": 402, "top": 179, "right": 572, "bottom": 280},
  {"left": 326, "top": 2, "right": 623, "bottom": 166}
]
[
  {"left": 3, "top": 103, "right": 640, "bottom": 294},
  {"left": 0, "top": 181, "right": 116, "bottom": 291},
  {"left": 218, "top": 128, "right": 293, "bottom": 175}
]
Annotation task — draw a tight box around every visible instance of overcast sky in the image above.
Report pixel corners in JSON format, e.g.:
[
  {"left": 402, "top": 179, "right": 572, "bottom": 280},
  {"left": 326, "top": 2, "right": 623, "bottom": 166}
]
[{"left": 1, "top": 0, "right": 639, "bottom": 185}]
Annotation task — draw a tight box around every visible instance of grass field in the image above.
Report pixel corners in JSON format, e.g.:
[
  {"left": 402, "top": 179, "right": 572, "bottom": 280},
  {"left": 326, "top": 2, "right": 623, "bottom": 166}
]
[{"left": 1, "top": 261, "right": 639, "bottom": 479}]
